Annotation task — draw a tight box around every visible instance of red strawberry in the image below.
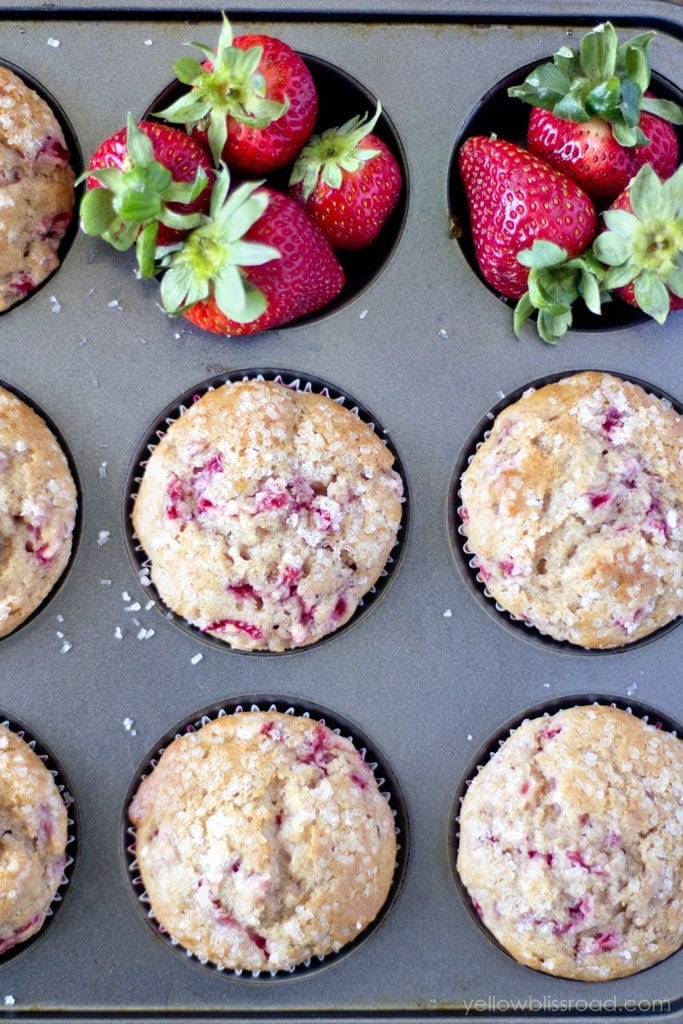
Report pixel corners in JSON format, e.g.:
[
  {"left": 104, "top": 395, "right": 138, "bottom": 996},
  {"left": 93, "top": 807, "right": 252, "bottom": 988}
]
[
  {"left": 288, "top": 104, "right": 402, "bottom": 250},
  {"left": 593, "top": 164, "right": 683, "bottom": 323},
  {"left": 526, "top": 103, "right": 679, "bottom": 202},
  {"left": 157, "top": 166, "right": 345, "bottom": 336},
  {"left": 80, "top": 115, "right": 212, "bottom": 277},
  {"left": 509, "top": 22, "right": 682, "bottom": 201},
  {"left": 156, "top": 14, "right": 317, "bottom": 174},
  {"left": 458, "top": 135, "right": 597, "bottom": 300}
]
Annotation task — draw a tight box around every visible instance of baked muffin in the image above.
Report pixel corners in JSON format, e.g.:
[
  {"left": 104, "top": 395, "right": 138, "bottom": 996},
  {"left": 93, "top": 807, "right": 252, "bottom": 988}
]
[
  {"left": 459, "top": 371, "right": 682, "bottom": 648},
  {"left": 0, "top": 385, "right": 78, "bottom": 639},
  {"left": 0, "top": 65, "right": 75, "bottom": 312},
  {"left": 0, "top": 723, "right": 69, "bottom": 956},
  {"left": 131, "top": 378, "right": 404, "bottom": 651},
  {"left": 456, "top": 704, "right": 683, "bottom": 981},
  {"left": 128, "top": 709, "right": 398, "bottom": 973}
]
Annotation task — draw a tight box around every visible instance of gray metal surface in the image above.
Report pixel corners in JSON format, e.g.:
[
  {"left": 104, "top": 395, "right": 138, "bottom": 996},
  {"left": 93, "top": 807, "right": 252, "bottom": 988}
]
[{"left": 0, "top": 7, "right": 680, "bottom": 1021}]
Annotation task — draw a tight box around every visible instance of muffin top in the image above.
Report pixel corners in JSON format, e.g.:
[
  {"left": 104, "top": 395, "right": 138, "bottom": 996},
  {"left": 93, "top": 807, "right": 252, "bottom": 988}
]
[
  {"left": 0, "top": 385, "right": 78, "bottom": 639},
  {"left": 0, "top": 65, "right": 75, "bottom": 312},
  {"left": 132, "top": 378, "right": 404, "bottom": 651},
  {"left": 0, "top": 723, "right": 69, "bottom": 955},
  {"left": 128, "top": 710, "right": 398, "bottom": 973},
  {"left": 456, "top": 704, "right": 683, "bottom": 981},
  {"left": 459, "top": 371, "right": 682, "bottom": 648}
]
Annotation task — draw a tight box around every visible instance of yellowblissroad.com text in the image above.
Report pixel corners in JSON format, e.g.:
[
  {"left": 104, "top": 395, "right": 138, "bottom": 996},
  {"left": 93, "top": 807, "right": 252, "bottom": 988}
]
[{"left": 463, "top": 997, "right": 671, "bottom": 1015}]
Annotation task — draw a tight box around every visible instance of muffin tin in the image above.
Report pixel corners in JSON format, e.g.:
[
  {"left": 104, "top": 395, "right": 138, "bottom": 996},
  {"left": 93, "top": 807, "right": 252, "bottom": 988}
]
[{"left": 0, "top": 2, "right": 680, "bottom": 1020}]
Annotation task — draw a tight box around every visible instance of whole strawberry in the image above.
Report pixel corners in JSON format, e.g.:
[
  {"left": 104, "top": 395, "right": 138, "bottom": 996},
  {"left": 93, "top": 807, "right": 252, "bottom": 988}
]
[
  {"left": 458, "top": 135, "right": 603, "bottom": 343},
  {"left": 157, "top": 165, "right": 345, "bottom": 336},
  {"left": 592, "top": 164, "right": 683, "bottom": 324},
  {"left": 458, "top": 135, "right": 598, "bottom": 299},
  {"left": 80, "top": 115, "right": 212, "bottom": 277},
  {"left": 288, "top": 104, "right": 402, "bottom": 250},
  {"left": 157, "top": 14, "right": 317, "bottom": 174},
  {"left": 509, "top": 22, "right": 682, "bottom": 201}
]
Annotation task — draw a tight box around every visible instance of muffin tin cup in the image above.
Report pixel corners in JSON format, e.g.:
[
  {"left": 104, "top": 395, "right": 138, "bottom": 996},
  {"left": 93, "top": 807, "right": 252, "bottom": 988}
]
[
  {"left": 0, "top": 60, "right": 83, "bottom": 317},
  {"left": 447, "top": 64, "right": 683, "bottom": 333},
  {"left": 448, "top": 368, "right": 683, "bottom": 656},
  {"left": 121, "top": 693, "right": 409, "bottom": 981},
  {"left": 447, "top": 693, "right": 682, "bottom": 979},
  {"left": 143, "top": 52, "right": 409, "bottom": 329},
  {"left": 0, "top": 713, "right": 80, "bottom": 970},
  {"left": 0, "top": 379, "right": 83, "bottom": 643},
  {"left": 123, "top": 367, "right": 410, "bottom": 655}
]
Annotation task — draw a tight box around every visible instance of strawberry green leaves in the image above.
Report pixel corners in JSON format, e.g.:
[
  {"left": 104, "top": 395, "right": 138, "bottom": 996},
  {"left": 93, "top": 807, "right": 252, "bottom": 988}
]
[
  {"left": 158, "top": 165, "right": 280, "bottom": 323},
  {"left": 593, "top": 164, "right": 683, "bottom": 324},
  {"left": 508, "top": 22, "right": 682, "bottom": 148},
  {"left": 513, "top": 241, "right": 607, "bottom": 344},
  {"left": 290, "top": 105, "right": 382, "bottom": 200},
  {"left": 155, "top": 14, "right": 317, "bottom": 175},
  {"left": 80, "top": 115, "right": 210, "bottom": 278},
  {"left": 157, "top": 15, "right": 287, "bottom": 166},
  {"left": 514, "top": 165, "right": 683, "bottom": 338}
]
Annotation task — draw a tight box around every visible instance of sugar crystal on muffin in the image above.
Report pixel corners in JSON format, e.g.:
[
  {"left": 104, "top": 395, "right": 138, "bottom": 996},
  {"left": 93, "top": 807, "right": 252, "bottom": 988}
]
[
  {"left": 459, "top": 371, "right": 682, "bottom": 648},
  {"left": 128, "top": 710, "right": 398, "bottom": 972},
  {"left": 131, "top": 379, "right": 404, "bottom": 651},
  {"left": 456, "top": 704, "right": 683, "bottom": 980}
]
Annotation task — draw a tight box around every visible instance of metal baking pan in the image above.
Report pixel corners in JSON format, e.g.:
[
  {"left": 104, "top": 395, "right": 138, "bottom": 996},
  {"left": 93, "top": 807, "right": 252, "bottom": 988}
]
[{"left": 0, "top": 3, "right": 680, "bottom": 1021}]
